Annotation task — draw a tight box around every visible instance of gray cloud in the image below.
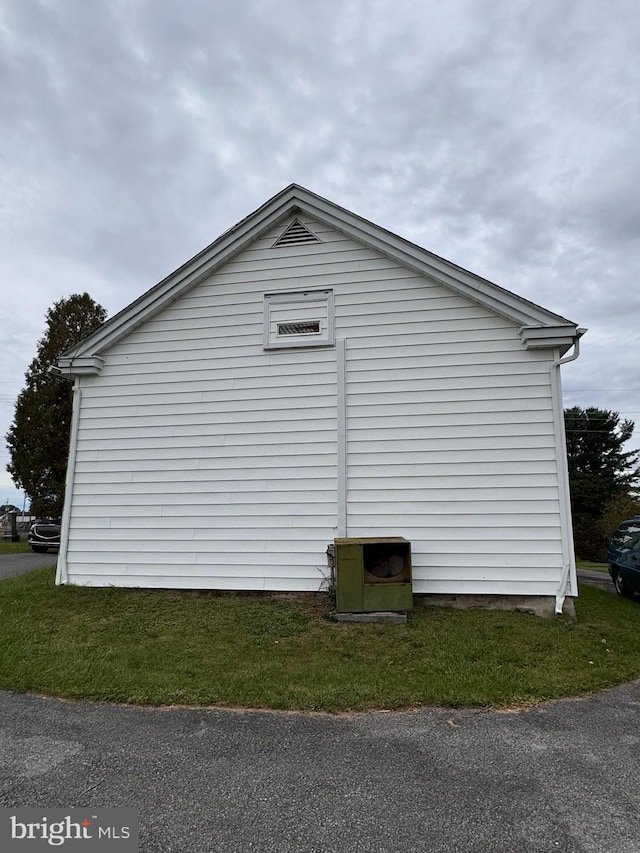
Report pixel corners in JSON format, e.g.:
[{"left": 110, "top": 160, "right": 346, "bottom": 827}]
[{"left": 1, "top": 0, "right": 639, "bottom": 500}]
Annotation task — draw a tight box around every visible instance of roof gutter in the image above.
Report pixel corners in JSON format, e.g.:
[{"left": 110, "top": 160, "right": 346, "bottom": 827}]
[{"left": 551, "top": 330, "right": 585, "bottom": 614}]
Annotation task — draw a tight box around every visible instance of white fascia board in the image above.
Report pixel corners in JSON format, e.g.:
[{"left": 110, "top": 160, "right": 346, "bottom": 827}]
[
  {"left": 61, "top": 184, "right": 579, "bottom": 363},
  {"left": 57, "top": 355, "right": 105, "bottom": 376},
  {"left": 291, "top": 189, "right": 574, "bottom": 328},
  {"left": 520, "top": 325, "right": 584, "bottom": 352},
  {"left": 61, "top": 191, "right": 302, "bottom": 363}
]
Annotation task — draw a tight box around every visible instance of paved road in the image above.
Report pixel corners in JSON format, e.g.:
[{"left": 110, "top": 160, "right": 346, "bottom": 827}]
[
  {"left": 0, "top": 551, "right": 57, "bottom": 580},
  {"left": 577, "top": 569, "right": 615, "bottom": 594},
  {"left": 1, "top": 684, "right": 640, "bottom": 852},
  {"left": 0, "top": 556, "right": 637, "bottom": 850}
]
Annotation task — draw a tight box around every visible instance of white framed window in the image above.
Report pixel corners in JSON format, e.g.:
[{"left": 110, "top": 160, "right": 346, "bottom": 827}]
[{"left": 263, "top": 289, "right": 334, "bottom": 350}]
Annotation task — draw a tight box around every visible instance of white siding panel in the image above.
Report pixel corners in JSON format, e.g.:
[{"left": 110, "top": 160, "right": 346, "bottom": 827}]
[
  {"left": 65, "top": 220, "right": 343, "bottom": 588},
  {"left": 317, "top": 228, "right": 564, "bottom": 597},
  {"left": 65, "top": 215, "right": 565, "bottom": 596},
  {"left": 65, "top": 575, "right": 325, "bottom": 592}
]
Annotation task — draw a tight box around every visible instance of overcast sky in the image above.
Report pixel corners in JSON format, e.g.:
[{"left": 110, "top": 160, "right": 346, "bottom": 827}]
[{"left": 1, "top": 0, "right": 639, "bottom": 509}]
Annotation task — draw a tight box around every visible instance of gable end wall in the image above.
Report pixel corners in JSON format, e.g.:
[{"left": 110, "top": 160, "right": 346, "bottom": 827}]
[{"left": 63, "top": 215, "right": 564, "bottom": 596}]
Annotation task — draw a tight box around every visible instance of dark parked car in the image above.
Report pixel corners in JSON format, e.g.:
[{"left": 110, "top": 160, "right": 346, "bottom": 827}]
[
  {"left": 608, "top": 516, "right": 640, "bottom": 598},
  {"left": 28, "top": 519, "right": 61, "bottom": 553}
]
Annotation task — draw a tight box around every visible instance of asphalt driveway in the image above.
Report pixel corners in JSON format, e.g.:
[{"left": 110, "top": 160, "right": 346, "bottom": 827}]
[
  {"left": 577, "top": 568, "right": 615, "bottom": 593},
  {"left": 0, "top": 551, "right": 57, "bottom": 580},
  {"left": 0, "top": 554, "right": 633, "bottom": 850},
  {"left": 1, "top": 684, "right": 640, "bottom": 852}
]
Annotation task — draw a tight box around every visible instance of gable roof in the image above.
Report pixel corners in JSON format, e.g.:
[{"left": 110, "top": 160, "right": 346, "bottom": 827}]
[{"left": 58, "top": 184, "right": 582, "bottom": 375}]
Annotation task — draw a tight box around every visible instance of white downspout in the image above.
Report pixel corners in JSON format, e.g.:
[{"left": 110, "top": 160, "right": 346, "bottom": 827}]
[
  {"left": 336, "top": 338, "right": 348, "bottom": 537},
  {"left": 551, "top": 337, "right": 581, "bottom": 614},
  {"left": 56, "top": 378, "right": 82, "bottom": 585}
]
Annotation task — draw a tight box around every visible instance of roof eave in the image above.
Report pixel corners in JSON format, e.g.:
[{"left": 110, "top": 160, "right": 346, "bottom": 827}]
[
  {"left": 57, "top": 355, "right": 105, "bottom": 377},
  {"left": 59, "top": 186, "right": 304, "bottom": 362},
  {"left": 61, "top": 184, "right": 580, "bottom": 362},
  {"left": 520, "top": 324, "right": 585, "bottom": 354}
]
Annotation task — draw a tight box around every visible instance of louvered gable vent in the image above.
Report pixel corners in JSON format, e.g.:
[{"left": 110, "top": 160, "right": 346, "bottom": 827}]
[{"left": 273, "top": 218, "right": 321, "bottom": 247}]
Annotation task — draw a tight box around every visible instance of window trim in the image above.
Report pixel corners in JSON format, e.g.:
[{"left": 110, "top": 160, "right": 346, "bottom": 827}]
[{"left": 263, "top": 289, "right": 335, "bottom": 350}]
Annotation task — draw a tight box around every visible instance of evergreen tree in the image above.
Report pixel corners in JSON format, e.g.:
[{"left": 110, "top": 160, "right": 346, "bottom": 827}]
[
  {"left": 564, "top": 406, "right": 640, "bottom": 559},
  {"left": 6, "top": 294, "right": 107, "bottom": 517}
]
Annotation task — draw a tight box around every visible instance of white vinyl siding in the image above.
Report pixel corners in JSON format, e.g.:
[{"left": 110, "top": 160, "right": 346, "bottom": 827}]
[
  {"left": 336, "top": 269, "right": 561, "bottom": 596},
  {"left": 67, "top": 225, "right": 340, "bottom": 588},
  {"left": 64, "top": 214, "right": 564, "bottom": 595}
]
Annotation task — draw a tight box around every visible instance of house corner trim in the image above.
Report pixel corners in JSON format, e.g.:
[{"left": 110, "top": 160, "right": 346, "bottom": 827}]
[{"left": 56, "top": 380, "right": 82, "bottom": 585}]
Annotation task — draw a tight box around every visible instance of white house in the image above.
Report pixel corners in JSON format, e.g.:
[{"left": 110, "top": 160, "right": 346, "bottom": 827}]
[{"left": 55, "top": 185, "right": 583, "bottom": 615}]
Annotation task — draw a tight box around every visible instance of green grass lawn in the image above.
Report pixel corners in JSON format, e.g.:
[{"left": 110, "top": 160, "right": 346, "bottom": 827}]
[
  {"left": 576, "top": 560, "right": 609, "bottom": 573},
  {"left": 0, "top": 538, "right": 31, "bottom": 555},
  {"left": 1, "top": 567, "right": 639, "bottom": 712}
]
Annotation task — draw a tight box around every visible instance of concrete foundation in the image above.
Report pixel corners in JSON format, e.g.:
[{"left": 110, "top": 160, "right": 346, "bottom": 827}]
[
  {"left": 417, "top": 594, "right": 576, "bottom": 620},
  {"left": 332, "top": 611, "right": 408, "bottom": 624}
]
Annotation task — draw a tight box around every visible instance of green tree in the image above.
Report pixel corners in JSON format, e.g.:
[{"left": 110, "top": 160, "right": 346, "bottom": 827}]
[
  {"left": 564, "top": 406, "right": 640, "bottom": 559},
  {"left": 6, "top": 294, "right": 107, "bottom": 517},
  {"left": 597, "top": 492, "right": 640, "bottom": 543}
]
